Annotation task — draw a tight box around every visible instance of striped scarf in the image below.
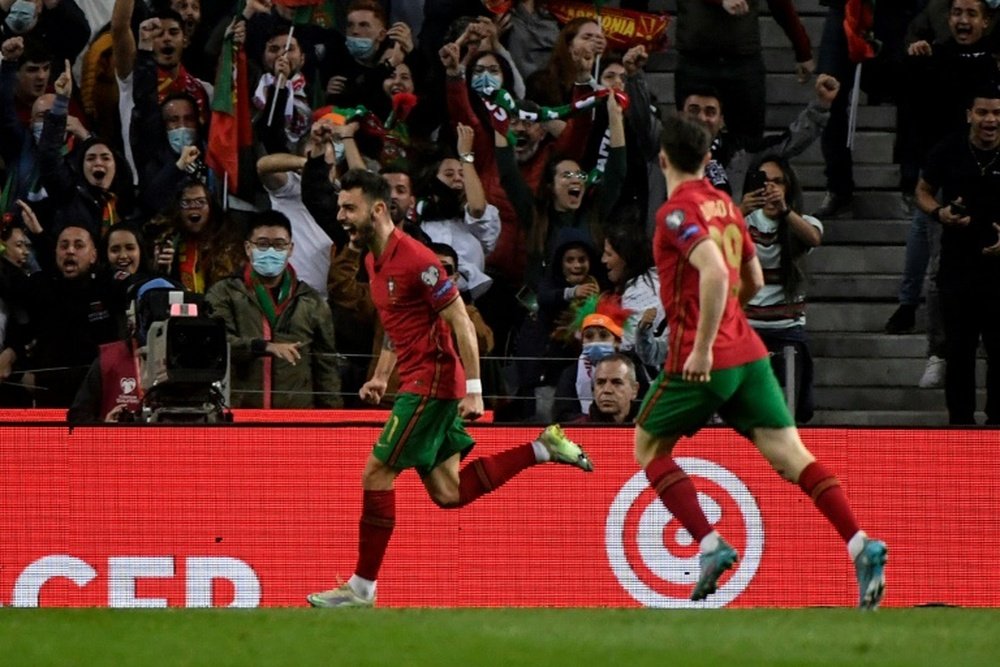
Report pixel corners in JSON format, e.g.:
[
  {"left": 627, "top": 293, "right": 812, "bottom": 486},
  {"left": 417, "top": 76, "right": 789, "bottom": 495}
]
[{"left": 244, "top": 263, "right": 296, "bottom": 328}]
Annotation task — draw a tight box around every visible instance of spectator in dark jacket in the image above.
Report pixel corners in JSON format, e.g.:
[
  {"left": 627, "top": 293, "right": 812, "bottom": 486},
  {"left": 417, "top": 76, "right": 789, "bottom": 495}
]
[{"left": 37, "top": 64, "right": 134, "bottom": 246}]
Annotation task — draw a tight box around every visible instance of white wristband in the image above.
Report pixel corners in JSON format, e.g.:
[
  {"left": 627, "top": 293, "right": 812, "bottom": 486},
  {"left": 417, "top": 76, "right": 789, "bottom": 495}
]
[{"left": 465, "top": 379, "right": 483, "bottom": 395}]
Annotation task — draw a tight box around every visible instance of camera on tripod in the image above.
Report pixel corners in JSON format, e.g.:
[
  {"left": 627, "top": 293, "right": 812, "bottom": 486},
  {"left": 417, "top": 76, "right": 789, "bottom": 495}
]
[{"left": 128, "top": 279, "right": 231, "bottom": 423}]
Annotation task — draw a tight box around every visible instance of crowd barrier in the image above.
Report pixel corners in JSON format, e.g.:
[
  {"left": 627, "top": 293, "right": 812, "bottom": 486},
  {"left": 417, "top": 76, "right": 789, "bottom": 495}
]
[{"left": 1, "top": 412, "right": 997, "bottom": 608}]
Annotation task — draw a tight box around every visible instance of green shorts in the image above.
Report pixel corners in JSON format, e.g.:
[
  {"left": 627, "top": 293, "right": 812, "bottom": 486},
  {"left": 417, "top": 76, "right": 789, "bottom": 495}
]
[
  {"left": 636, "top": 357, "right": 794, "bottom": 437},
  {"left": 373, "top": 393, "right": 476, "bottom": 476}
]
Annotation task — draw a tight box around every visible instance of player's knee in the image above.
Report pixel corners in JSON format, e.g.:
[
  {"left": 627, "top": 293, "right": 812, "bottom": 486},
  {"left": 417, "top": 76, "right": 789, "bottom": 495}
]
[
  {"left": 429, "top": 487, "right": 461, "bottom": 508},
  {"left": 634, "top": 428, "right": 674, "bottom": 468}
]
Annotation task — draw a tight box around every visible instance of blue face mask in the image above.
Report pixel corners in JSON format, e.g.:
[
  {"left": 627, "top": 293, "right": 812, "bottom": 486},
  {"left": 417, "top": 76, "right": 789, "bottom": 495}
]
[
  {"left": 4, "top": 0, "right": 36, "bottom": 34},
  {"left": 32, "top": 121, "right": 44, "bottom": 144},
  {"left": 582, "top": 342, "right": 615, "bottom": 364},
  {"left": 250, "top": 248, "right": 288, "bottom": 278},
  {"left": 471, "top": 72, "right": 502, "bottom": 96},
  {"left": 345, "top": 36, "right": 376, "bottom": 60},
  {"left": 167, "top": 126, "right": 198, "bottom": 155}
]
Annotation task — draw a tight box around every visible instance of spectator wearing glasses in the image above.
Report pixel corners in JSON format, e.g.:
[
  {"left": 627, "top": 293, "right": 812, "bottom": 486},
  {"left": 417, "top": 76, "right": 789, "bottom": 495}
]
[
  {"left": 206, "top": 210, "right": 341, "bottom": 409},
  {"left": 497, "top": 92, "right": 626, "bottom": 289},
  {"left": 147, "top": 180, "right": 243, "bottom": 294}
]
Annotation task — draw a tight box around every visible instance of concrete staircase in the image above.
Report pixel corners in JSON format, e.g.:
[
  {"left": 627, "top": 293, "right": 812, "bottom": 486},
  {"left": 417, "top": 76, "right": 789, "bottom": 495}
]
[{"left": 645, "top": 0, "right": 958, "bottom": 425}]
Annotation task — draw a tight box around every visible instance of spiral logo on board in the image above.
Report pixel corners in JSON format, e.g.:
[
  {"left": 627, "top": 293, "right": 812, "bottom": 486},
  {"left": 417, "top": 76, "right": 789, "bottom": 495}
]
[{"left": 605, "top": 457, "right": 763, "bottom": 608}]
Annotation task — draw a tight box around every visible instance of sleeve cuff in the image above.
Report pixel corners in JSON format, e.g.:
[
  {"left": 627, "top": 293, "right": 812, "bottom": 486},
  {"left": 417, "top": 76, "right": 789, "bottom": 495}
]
[
  {"left": 52, "top": 95, "right": 70, "bottom": 115},
  {"left": 251, "top": 339, "right": 268, "bottom": 355}
]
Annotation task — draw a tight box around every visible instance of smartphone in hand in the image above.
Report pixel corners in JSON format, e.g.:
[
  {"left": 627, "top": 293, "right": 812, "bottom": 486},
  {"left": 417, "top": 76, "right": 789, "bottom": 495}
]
[{"left": 743, "top": 169, "right": 767, "bottom": 195}]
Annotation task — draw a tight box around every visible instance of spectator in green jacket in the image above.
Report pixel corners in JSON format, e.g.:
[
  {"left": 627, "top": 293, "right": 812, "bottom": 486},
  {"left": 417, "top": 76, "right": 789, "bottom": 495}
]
[{"left": 205, "top": 209, "right": 342, "bottom": 409}]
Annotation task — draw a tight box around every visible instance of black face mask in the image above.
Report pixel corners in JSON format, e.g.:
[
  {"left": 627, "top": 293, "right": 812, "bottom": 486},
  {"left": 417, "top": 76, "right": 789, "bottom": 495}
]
[{"left": 421, "top": 177, "right": 464, "bottom": 221}]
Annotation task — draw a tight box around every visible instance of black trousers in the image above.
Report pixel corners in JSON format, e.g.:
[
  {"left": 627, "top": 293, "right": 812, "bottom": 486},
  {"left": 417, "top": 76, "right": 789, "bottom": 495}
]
[{"left": 940, "top": 287, "right": 1000, "bottom": 425}]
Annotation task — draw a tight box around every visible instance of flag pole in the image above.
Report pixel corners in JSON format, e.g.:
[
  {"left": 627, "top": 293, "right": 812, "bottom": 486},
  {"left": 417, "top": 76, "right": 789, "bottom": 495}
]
[
  {"left": 847, "top": 62, "right": 862, "bottom": 150},
  {"left": 267, "top": 26, "right": 295, "bottom": 127}
]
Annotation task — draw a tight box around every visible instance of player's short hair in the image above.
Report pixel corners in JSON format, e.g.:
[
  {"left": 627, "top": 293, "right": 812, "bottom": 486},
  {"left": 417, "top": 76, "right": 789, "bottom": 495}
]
[
  {"left": 341, "top": 168, "right": 392, "bottom": 207},
  {"left": 247, "top": 210, "right": 293, "bottom": 239},
  {"left": 347, "top": 0, "right": 387, "bottom": 27},
  {"left": 660, "top": 114, "right": 713, "bottom": 174}
]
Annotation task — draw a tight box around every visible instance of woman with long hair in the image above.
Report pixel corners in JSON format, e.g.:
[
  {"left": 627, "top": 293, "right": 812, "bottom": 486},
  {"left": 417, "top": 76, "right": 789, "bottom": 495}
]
[
  {"left": 602, "top": 218, "right": 663, "bottom": 355},
  {"left": 496, "top": 92, "right": 626, "bottom": 289},
  {"left": 740, "top": 155, "right": 823, "bottom": 423},
  {"left": 525, "top": 16, "right": 606, "bottom": 107},
  {"left": 147, "top": 179, "right": 243, "bottom": 294}
]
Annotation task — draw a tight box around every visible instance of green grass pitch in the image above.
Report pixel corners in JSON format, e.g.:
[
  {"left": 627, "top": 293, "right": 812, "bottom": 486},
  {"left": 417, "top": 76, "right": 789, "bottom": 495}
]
[{"left": 1, "top": 608, "right": 997, "bottom": 666}]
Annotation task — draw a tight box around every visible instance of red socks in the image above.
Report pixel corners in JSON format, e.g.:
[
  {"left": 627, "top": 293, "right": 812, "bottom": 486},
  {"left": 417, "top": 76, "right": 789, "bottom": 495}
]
[
  {"left": 355, "top": 443, "right": 540, "bottom": 580},
  {"left": 797, "top": 461, "right": 860, "bottom": 543},
  {"left": 354, "top": 490, "right": 395, "bottom": 581},
  {"left": 644, "top": 456, "right": 713, "bottom": 542},
  {"left": 455, "top": 443, "right": 538, "bottom": 508}
]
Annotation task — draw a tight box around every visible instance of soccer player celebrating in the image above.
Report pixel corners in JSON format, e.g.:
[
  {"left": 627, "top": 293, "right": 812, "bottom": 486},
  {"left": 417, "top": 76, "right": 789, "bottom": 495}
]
[
  {"left": 635, "top": 115, "right": 888, "bottom": 609},
  {"left": 307, "top": 170, "right": 594, "bottom": 608}
]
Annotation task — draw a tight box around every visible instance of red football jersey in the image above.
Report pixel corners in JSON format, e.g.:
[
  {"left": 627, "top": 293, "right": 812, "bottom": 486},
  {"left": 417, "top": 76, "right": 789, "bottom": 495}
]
[
  {"left": 367, "top": 230, "right": 465, "bottom": 398},
  {"left": 653, "top": 179, "right": 768, "bottom": 373}
]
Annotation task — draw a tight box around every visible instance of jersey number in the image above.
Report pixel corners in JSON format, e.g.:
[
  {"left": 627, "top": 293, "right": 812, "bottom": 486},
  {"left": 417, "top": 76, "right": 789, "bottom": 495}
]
[{"left": 708, "top": 224, "right": 743, "bottom": 270}]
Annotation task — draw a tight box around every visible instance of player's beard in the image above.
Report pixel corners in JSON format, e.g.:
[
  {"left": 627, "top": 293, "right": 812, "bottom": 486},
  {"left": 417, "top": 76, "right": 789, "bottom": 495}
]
[{"left": 357, "top": 213, "right": 377, "bottom": 248}]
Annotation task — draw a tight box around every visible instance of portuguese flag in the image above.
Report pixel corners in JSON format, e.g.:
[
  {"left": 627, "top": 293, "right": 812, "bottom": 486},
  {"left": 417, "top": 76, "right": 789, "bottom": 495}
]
[
  {"left": 206, "top": 29, "right": 253, "bottom": 192},
  {"left": 274, "top": 0, "right": 337, "bottom": 28}
]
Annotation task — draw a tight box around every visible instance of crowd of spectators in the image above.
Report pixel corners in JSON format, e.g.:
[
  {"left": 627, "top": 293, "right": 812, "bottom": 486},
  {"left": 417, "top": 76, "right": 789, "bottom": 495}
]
[{"left": 0, "top": 0, "right": 998, "bottom": 424}]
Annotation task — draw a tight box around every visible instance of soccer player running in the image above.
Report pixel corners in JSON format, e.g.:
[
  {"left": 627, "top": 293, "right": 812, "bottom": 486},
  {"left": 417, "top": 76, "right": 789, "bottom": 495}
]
[
  {"left": 308, "top": 169, "right": 593, "bottom": 608},
  {"left": 635, "top": 115, "right": 887, "bottom": 609}
]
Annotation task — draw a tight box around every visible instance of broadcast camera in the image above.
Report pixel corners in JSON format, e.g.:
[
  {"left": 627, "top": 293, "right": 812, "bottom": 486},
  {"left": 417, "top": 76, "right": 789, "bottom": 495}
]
[{"left": 126, "top": 279, "right": 231, "bottom": 423}]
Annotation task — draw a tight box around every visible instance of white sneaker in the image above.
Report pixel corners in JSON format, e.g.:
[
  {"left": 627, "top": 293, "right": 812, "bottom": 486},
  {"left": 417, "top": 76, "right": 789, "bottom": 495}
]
[{"left": 918, "top": 355, "right": 945, "bottom": 388}]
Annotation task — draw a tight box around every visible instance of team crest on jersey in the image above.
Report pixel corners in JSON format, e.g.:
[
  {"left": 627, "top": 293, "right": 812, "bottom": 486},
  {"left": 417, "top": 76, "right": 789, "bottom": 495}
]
[
  {"left": 120, "top": 377, "right": 137, "bottom": 394},
  {"left": 665, "top": 210, "right": 685, "bottom": 230},
  {"left": 420, "top": 265, "right": 440, "bottom": 287}
]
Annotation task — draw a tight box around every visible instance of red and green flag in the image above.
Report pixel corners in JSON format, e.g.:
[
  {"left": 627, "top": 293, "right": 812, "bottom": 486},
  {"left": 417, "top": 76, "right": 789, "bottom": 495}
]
[
  {"left": 206, "top": 30, "right": 253, "bottom": 192},
  {"left": 273, "top": 0, "right": 337, "bottom": 28}
]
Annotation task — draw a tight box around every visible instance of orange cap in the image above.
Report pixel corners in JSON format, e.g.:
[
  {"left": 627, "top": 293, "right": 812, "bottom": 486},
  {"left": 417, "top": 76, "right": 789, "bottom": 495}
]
[{"left": 582, "top": 313, "right": 623, "bottom": 339}]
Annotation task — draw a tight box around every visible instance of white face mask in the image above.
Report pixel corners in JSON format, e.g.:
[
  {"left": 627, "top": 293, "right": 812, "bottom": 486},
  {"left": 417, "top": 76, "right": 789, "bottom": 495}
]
[
  {"left": 167, "top": 126, "right": 198, "bottom": 154},
  {"left": 345, "top": 36, "right": 376, "bottom": 60},
  {"left": 4, "top": 0, "right": 36, "bottom": 34},
  {"left": 250, "top": 247, "right": 288, "bottom": 277}
]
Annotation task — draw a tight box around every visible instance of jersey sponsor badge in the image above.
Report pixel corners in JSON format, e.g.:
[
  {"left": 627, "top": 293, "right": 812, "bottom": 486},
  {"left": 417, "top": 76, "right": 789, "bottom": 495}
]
[
  {"left": 420, "top": 265, "right": 440, "bottom": 287},
  {"left": 665, "top": 209, "right": 685, "bottom": 230}
]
